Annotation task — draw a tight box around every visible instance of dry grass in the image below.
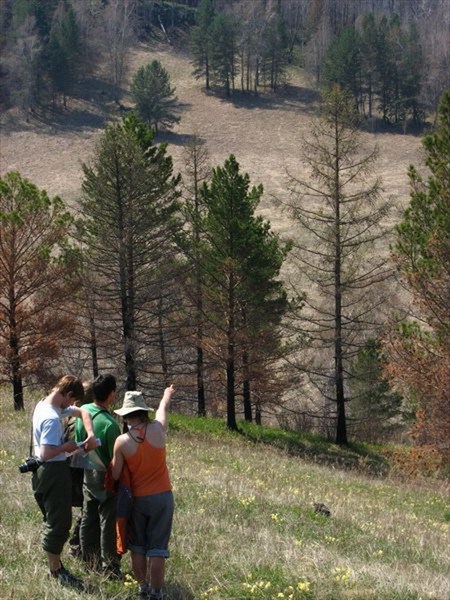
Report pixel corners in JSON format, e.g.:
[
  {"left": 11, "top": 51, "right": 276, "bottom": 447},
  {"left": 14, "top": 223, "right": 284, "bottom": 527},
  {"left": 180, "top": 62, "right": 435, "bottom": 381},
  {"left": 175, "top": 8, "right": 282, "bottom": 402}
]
[
  {"left": 1, "top": 393, "right": 449, "bottom": 600},
  {"left": 0, "top": 40, "right": 423, "bottom": 237}
]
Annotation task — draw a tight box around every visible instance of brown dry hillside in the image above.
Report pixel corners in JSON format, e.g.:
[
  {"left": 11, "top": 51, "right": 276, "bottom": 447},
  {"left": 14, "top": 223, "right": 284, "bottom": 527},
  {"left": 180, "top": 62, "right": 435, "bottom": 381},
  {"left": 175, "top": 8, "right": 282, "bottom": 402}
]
[{"left": 0, "top": 40, "right": 423, "bottom": 241}]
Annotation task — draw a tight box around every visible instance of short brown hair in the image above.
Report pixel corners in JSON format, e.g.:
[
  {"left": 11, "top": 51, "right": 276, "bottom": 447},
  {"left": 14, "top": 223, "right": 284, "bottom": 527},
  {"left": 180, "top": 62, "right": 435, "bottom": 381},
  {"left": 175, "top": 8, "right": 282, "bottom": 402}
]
[{"left": 55, "top": 375, "right": 84, "bottom": 403}]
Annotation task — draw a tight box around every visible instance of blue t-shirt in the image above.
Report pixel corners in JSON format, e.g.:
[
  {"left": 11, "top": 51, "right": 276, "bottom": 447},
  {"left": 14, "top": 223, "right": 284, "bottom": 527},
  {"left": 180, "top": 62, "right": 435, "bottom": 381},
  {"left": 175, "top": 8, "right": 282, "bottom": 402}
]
[{"left": 32, "top": 400, "right": 74, "bottom": 462}]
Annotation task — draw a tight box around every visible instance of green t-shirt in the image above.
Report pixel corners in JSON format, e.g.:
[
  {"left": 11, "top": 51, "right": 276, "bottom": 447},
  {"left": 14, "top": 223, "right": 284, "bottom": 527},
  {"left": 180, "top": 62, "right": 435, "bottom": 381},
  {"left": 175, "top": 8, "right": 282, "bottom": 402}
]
[{"left": 74, "top": 403, "right": 120, "bottom": 469}]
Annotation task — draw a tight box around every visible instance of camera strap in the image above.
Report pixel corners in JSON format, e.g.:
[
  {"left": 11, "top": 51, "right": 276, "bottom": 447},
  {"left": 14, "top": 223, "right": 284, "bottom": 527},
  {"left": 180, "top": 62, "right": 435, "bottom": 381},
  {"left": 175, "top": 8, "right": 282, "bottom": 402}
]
[
  {"left": 29, "top": 398, "right": 44, "bottom": 459},
  {"left": 28, "top": 422, "right": 34, "bottom": 457}
]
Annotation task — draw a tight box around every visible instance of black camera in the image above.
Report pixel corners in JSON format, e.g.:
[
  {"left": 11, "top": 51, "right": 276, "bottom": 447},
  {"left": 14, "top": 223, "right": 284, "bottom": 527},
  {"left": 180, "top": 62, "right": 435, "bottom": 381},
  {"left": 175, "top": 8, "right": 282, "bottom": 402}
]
[{"left": 18, "top": 456, "right": 42, "bottom": 474}]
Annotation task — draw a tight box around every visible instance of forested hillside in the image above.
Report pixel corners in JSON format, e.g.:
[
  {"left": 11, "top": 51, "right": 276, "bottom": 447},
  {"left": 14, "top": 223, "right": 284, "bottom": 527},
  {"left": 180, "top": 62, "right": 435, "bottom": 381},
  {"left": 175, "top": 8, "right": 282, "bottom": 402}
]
[{"left": 0, "top": 0, "right": 448, "bottom": 468}]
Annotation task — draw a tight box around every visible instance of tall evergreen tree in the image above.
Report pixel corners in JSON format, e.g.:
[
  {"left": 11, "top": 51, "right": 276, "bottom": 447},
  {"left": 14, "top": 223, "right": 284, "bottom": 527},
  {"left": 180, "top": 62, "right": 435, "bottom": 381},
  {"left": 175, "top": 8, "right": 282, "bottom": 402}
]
[
  {"left": 385, "top": 92, "right": 450, "bottom": 461},
  {"left": 199, "top": 155, "right": 289, "bottom": 429},
  {"left": 79, "top": 115, "right": 181, "bottom": 392},
  {"left": 323, "top": 26, "right": 362, "bottom": 109},
  {"left": 398, "top": 23, "right": 424, "bottom": 126},
  {"left": 261, "top": 10, "right": 289, "bottom": 91},
  {"left": 360, "top": 13, "right": 378, "bottom": 118},
  {"left": 210, "top": 13, "right": 239, "bottom": 96},
  {"left": 190, "top": 0, "right": 215, "bottom": 90},
  {"left": 180, "top": 135, "right": 211, "bottom": 416},
  {"left": 285, "top": 85, "right": 392, "bottom": 445}
]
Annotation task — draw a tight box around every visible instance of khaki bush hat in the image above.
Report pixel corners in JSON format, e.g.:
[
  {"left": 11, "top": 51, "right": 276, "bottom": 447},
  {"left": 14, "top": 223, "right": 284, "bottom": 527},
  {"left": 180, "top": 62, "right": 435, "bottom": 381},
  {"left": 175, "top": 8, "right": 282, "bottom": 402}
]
[{"left": 114, "top": 391, "right": 154, "bottom": 416}]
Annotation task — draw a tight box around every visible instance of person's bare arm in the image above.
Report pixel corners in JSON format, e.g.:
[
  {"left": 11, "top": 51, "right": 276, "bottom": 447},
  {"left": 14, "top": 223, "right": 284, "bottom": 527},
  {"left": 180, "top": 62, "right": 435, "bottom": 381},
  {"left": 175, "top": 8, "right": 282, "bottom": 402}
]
[
  {"left": 40, "top": 441, "right": 78, "bottom": 462},
  {"left": 155, "top": 385, "right": 175, "bottom": 432},
  {"left": 111, "top": 436, "right": 126, "bottom": 480},
  {"left": 72, "top": 406, "right": 97, "bottom": 451}
]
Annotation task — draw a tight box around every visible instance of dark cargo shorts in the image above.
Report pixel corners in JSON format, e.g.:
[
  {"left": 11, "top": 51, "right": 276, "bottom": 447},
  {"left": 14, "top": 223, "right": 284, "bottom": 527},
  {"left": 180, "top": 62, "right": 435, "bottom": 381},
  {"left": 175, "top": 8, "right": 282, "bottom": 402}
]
[{"left": 128, "top": 491, "right": 174, "bottom": 558}]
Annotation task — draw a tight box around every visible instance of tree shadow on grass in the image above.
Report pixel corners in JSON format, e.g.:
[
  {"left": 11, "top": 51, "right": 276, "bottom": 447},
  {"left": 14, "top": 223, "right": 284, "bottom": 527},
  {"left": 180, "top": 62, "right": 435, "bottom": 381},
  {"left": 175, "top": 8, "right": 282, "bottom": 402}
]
[
  {"left": 239, "top": 425, "right": 390, "bottom": 477},
  {"left": 210, "top": 83, "right": 321, "bottom": 114},
  {"left": 156, "top": 129, "right": 197, "bottom": 147},
  {"left": 33, "top": 106, "right": 108, "bottom": 133}
]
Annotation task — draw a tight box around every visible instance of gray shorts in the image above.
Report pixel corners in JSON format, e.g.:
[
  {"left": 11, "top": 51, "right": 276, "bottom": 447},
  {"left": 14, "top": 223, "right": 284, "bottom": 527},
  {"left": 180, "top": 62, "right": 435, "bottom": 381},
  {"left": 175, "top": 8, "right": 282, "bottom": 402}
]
[{"left": 128, "top": 491, "right": 174, "bottom": 558}]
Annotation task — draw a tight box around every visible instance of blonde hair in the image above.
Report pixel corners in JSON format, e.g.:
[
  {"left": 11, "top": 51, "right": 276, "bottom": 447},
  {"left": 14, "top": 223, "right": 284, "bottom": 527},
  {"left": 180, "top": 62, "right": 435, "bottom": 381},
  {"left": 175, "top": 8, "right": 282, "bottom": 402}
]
[{"left": 54, "top": 375, "right": 84, "bottom": 403}]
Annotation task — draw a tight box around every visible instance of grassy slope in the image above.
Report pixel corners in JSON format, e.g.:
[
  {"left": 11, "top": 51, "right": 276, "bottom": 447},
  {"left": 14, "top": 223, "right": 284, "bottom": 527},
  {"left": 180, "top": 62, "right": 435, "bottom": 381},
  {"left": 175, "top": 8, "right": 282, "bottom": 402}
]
[{"left": 1, "top": 396, "right": 449, "bottom": 600}]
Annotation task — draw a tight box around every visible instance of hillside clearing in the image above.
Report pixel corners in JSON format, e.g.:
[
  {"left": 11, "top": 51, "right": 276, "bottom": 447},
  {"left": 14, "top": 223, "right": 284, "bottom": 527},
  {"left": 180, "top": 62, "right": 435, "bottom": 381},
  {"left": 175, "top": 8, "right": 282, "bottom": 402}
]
[
  {"left": 0, "top": 41, "right": 423, "bottom": 238},
  {"left": 0, "top": 396, "right": 449, "bottom": 600}
]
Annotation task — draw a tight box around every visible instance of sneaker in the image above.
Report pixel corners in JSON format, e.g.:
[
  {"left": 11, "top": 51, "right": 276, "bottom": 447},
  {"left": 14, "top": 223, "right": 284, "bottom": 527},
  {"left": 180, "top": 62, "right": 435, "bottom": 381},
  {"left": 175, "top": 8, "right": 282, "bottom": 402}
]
[
  {"left": 149, "top": 589, "right": 163, "bottom": 600},
  {"left": 50, "top": 565, "right": 85, "bottom": 590}
]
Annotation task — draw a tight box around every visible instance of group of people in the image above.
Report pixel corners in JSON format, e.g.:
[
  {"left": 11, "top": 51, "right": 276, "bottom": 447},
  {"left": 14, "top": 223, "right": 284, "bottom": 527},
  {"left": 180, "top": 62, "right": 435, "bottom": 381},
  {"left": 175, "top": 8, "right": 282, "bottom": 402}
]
[{"left": 30, "top": 373, "right": 176, "bottom": 599}]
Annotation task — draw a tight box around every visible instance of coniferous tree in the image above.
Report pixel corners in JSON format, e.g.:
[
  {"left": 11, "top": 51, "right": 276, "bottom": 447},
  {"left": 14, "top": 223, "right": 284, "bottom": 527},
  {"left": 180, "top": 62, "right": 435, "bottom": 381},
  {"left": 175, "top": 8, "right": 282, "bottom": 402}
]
[
  {"left": 261, "top": 10, "right": 289, "bottom": 91},
  {"left": 385, "top": 92, "right": 450, "bottom": 462},
  {"left": 210, "top": 13, "right": 239, "bottom": 96},
  {"left": 79, "top": 114, "right": 181, "bottom": 392},
  {"left": 360, "top": 13, "right": 378, "bottom": 118},
  {"left": 199, "top": 155, "right": 289, "bottom": 429},
  {"left": 285, "top": 85, "right": 392, "bottom": 445},
  {"left": 180, "top": 135, "right": 211, "bottom": 416},
  {"left": 348, "top": 339, "right": 403, "bottom": 442},
  {"left": 0, "top": 172, "right": 80, "bottom": 410},
  {"left": 190, "top": 0, "right": 215, "bottom": 90},
  {"left": 323, "top": 27, "right": 362, "bottom": 109},
  {"left": 131, "top": 60, "right": 180, "bottom": 132},
  {"left": 398, "top": 23, "right": 424, "bottom": 126}
]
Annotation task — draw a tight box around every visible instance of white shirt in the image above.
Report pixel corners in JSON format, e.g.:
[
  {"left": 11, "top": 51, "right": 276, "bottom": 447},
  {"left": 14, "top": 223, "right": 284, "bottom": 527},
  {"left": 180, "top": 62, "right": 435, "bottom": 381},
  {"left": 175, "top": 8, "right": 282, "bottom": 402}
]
[{"left": 32, "top": 400, "right": 75, "bottom": 462}]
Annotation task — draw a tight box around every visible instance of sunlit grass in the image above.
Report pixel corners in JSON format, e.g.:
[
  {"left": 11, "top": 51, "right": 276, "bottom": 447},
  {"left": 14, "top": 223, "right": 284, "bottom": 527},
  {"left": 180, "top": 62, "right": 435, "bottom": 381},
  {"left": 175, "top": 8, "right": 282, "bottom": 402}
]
[{"left": 0, "top": 390, "right": 448, "bottom": 599}]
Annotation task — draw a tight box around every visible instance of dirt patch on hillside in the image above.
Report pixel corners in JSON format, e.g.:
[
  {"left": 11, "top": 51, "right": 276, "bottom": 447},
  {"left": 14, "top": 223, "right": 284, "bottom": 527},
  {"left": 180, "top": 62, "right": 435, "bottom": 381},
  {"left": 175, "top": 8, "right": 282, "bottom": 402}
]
[{"left": 0, "top": 41, "right": 423, "bottom": 233}]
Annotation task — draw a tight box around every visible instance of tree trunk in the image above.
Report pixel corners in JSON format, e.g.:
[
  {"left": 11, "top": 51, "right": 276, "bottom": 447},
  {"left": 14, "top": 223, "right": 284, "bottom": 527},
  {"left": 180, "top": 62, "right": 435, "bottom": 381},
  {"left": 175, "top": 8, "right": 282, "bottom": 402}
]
[
  {"left": 196, "top": 285, "right": 206, "bottom": 416},
  {"left": 10, "top": 333, "right": 24, "bottom": 410},
  {"left": 89, "top": 312, "right": 99, "bottom": 378},
  {"left": 334, "top": 129, "right": 347, "bottom": 446},
  {"left": 255, "top": 399, "right": 262, "bottom": 425},
  {"left": 242, "top": 344, "right": 252, "bottom": 421},
  {"left": 158, "top": 293, "right": 169, "bottom": 385},
  {"left": 226, "top": 273, "right": 237, "bottom": 430}
]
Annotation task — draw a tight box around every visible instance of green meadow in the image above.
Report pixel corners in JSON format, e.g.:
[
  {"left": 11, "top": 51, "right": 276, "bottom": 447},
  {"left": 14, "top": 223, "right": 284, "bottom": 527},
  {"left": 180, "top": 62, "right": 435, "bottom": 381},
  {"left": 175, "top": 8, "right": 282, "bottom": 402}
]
[{"left": 0, "top": 396, "right": 448, "bottom": 600}]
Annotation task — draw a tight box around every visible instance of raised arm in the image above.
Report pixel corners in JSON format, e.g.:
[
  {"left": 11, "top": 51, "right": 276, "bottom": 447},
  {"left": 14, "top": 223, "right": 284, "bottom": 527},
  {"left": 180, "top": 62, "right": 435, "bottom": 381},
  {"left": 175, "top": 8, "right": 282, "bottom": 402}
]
[
  {"left": 72, "top": 406, "right": 97, "bottom": 451},
  {"left": 155, "top": 385, "right": 175, "bottom": 432}
]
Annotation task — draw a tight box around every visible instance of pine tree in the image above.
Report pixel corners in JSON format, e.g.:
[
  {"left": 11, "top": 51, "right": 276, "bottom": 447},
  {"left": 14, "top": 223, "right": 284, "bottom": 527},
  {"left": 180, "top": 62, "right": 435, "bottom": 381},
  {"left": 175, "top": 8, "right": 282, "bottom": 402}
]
[
  {"left": 261, "top": 11, "right": 289, "bottom": 91},
  {"left": 398, "top": 23, "right": 424, "bottom": 126},
  {"left": 360, "top": 13, "right": 378, "bottom": 119},
  {"left": 323, "top": 27, "right": 362, "bottom": 109},
  {"left": 180, "top": 135, "right": 211, "bottom": 416},
  {"left": 0, "top": 172, "right": 80, "bottom": 409},
  {"left": 199, "top": 155, "right": 289, "bottom": 429},
  {"left": 131, "top": 60, "right": 180, "bottom": 132},
  {"left": 210, "top": 13, "right": 239, "bottom": 96},
  {"left": 190, "top": 0, "right": 215, "bottom": 90},
  {"left": 385, "top": 92, "right": 450, "bottom": 461},
  {"left": 79, "top": 115, "right": 181, "bottom": 392},
  {"left": 285, "top": 85, "right": 392, "bottom": 445}
]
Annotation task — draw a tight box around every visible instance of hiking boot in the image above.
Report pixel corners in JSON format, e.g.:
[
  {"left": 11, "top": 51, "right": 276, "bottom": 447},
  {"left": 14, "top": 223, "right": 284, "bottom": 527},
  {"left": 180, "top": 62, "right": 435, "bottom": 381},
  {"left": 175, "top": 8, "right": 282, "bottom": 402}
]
[
  {"left": 137, "top": 584, "right": 149, "bottom": 598},
  {"left": 50, "top": 565, "right": 85, "bottom": 590},
  {"left": 69, "top": 543, "right": 82, "bottom": 558}
]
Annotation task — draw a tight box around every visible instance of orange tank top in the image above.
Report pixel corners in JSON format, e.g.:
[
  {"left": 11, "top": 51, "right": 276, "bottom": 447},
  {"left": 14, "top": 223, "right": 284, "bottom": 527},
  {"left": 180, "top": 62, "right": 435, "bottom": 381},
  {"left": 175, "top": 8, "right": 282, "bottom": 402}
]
[{"left": 125, "top": 437, "right": 171, "bottom": 497}]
